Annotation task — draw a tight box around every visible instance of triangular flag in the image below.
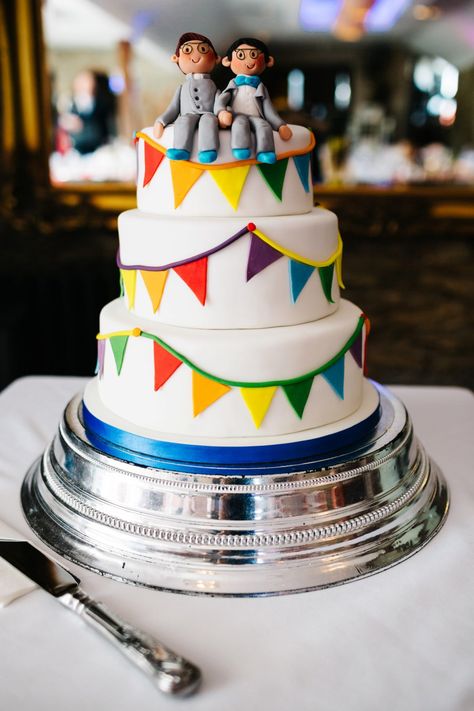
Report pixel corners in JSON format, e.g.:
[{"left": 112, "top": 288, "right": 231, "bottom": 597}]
[
  {"left": 153, "top": 341, "right": 182, "bottom": 390},
  {"left": 140, "top": 270, "right": 168, "bottom": 313},
  {"left": 257, "top": 158, "right": 288, "bottom": 201},
  {"left": 321, "top": 357, "right": 345, "bottom": 400},
  {"left": 247, "top": 233, "right": 283, "bottom": 281},
  {"left": 349, "top": 331, "right": 363, "bottom": 368},
  {"left": 143, "top": 141, "right": 165, "bottom": 187},
  {"left": 192, "top": 371, "right": 231, "bottom": 417},
  {"left": 293, "top": 153, "right": 311, "bottom": 192},
  {"left": 240, "top": 386, "right": 277, "bottom": 428},
  {"left": 109, "top": 336, "right": 129, "bottom": 375},
  {"left": 288, "top": 260, "right": 315, "bottom": 303},
  {"left": 318, "top": 263, "right": 335, "bottom": 303},
  {"left": 173, "top": 257, "right": 207, "bottom": 305},
  {"left": 210, "top": 165, "right": 250, "bottom": 210},
  {"left": 170, "top": 160, "right": 203, "bottom": 208},
  {"left": 96, "top": 339, "right": 105, "bottom": 378},
  {"left": 120, "top": 269, "right": 137, "bottom": 309},
  {"left": 282, "top": 377, "right": 314, "bottom": 418}
]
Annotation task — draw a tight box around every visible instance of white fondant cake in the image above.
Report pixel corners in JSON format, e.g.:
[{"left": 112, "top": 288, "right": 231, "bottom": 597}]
[
  {"left": 117, "top": 207, "right": 341, "bottom": 328},
  {"left": 87, "top": 124, "right": 378, "bottom": 450}
]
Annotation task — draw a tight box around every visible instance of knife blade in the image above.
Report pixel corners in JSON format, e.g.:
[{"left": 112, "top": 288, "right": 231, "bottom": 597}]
[{"left": 0, "top": 539, "right": 201, "bottom": 696}]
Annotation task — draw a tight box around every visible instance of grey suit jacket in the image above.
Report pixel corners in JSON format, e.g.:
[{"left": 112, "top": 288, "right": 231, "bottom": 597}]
[
  {"left": 157, "top": 74, "right": 219, "bottom": 126},
  {"left": 214, "top": 80, "right": 285, "bottom": 130}
]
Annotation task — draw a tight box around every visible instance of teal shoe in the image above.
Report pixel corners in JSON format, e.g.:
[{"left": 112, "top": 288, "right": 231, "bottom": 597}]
[
  {"left": 257, "top": 151, "right": 277, "bottom": 164},
  {"left": 232, "top": 148, "right": 251, "bottom": 160},
  {"left": 198, "top": 150, "right": 217, "bottom": 164},
  {"left": 166, "top": 148, "right": 190, "bottom": 161}
]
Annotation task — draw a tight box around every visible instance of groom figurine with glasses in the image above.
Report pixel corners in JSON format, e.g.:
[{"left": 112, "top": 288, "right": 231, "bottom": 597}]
[
  {"left": 215, "top": 37, "right": 292, "bottom": 164},
  {"left": 153, "top": 32, "right": 220, "bottom": 163}
]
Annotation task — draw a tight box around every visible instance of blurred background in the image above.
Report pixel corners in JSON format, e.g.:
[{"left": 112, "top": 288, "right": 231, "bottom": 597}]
[{"left": 0, "top": 0, "right": 473, "bottom": 390}]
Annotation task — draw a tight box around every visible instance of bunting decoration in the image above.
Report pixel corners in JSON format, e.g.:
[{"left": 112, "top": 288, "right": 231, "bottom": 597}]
[
  {"left": 282, "top": 377, "right": 314, "bottom": 418},
  {"left": 293, "top": 153, "right": 311, "bottom": 193},
  {"left": 120, "top": 269, "right": 137, "bottom": 309},
  {"left": 321, "top": 358, "right": 345, "bottom": 400},
  {"left": 96, "top": 314, "right": 367, "bottom": 429},
  {"left": 96, "top": 339, "right": 105, "bottom": 378},
  {"left": 288, "top": 260, "right": 315, "bottom": 303},
  {"left": 240, "top": 386, "right": 277, "bottom": 428},
  {"left": 210, "top": 165, "right": 250, "bottom": 209},
  {"left": 257, "top": 158, "right": 288, "bottom": 201},
  {"left": 349, "top": 330, "right": 363, "bottom": 369},
  {"left": 136, "top": 131, "right": 316, "bottom": 211},
  {"left": 173, "top": 257, "right": 208, "bottom": 305},
  {"left": 143, "top": 140, "right": 165, "bottom": 187},
  {"left": 192, "top": 371, "right": 231, "bottom": 417},
  {"left": 318, "top": 263, "right": 335, "bottom": 304},
  {"left": 246, "top": 231, "right": 283, "bottom": 281},
  {"left": 117, "top": 224, "right": 344, "bottom": 312},
  {"left": 169, "top": 160, "right": 203, "bottom": 208},
  {"left": 109, "top": 335, "right": 129, "bottom": 375},
  {"left": 140, "top": 269, "right": 168, "bottom": 313},
  {"left": 153, "top": 341, "right": 182, "bottom": 390}
]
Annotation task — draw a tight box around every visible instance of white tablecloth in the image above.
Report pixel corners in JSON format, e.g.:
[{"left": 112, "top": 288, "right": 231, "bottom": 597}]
[{"left": 0, "top": 377, "right": 473, "bottom": 711}]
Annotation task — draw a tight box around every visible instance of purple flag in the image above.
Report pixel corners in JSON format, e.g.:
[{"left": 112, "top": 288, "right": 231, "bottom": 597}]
[
  {"left": 96, "top": 339, "right": 106, "bottom": 378},
  {"left": 349, "top": 332, "right": 363, "bottom": 368},
  {"left": 246, "top": 233, "right": 283, "bottom": 281}
]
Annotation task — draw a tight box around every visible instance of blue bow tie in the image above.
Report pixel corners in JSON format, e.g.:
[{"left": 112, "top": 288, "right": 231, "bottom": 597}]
[{"left": 235, "top": 75, "right": 261, "bottom": 88}]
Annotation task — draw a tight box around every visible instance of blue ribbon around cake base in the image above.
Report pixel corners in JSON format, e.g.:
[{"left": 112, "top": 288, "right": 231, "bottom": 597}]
[{"left": 82, "top": 402, "right": 381, "bottom": 475}]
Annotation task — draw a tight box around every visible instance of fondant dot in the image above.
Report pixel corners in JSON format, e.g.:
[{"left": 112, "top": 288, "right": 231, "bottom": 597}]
[
  {"left": 247, "top": 222, "right": 256, "bottom": 232},
  {"left": 132, "top": 328, "right": 141, "bottom": 337}
]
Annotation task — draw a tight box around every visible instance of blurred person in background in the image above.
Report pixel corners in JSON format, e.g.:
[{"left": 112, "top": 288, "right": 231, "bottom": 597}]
[{"left": 58, "top": 69, "right": 116, "bottom": 155}]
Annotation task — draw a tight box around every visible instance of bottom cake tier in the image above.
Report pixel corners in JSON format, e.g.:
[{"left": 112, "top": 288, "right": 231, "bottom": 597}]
[
  {"left": 93, "top": 298, "right": 370, "bottom": 438},
  {"left": 21, "top": 383, "right": 449, "bottom": 596}
]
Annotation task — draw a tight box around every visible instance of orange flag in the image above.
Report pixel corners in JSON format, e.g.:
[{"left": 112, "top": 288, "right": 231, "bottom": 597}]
[{"left": 192, "top": 371, "right": 231, "bottom": 417}]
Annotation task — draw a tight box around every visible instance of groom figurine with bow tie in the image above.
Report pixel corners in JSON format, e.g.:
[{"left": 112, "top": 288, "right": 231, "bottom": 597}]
[{"left": 215, "top": 37, "right": 292, "bottom": 164}]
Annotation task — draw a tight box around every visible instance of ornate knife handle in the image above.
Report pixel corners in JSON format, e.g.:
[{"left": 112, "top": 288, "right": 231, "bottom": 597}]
[{"left": 60, "top": 589, "right": 201, "bottom": 696}]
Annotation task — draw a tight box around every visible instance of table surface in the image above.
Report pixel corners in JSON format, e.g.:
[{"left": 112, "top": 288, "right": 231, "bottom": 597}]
[{"left": 0, "top": 377, "right": 473, "bottom": 711}]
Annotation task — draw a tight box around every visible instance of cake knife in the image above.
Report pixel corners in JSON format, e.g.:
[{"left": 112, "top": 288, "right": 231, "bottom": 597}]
[{"left": 0, "top": 537, "right": 201, "bottom": 696}]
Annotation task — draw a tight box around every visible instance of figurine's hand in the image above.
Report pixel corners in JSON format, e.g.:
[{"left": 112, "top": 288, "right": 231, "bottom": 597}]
[
  {"left": 153, "top": 121, "right": 165, "bottom": 139},
  {"left": 218, "top": 111, "right": 233, "bottom": 128},
  {"left": 278, "top": 125, "right": 293, "bottom": 141}
]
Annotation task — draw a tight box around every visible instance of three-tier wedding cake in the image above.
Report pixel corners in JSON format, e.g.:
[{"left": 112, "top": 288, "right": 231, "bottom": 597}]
[{"left": 82, "top": 125, "right": 380, "bottom": 464}]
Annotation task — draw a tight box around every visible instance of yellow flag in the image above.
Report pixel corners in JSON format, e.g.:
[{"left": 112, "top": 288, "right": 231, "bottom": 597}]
[
  {"left": 140, "top": 270, "right": 168, "bottom": 313},
  {"left": 120, "top": 269, "right": 137, "bottom": 310},
  {"left": 240, "top": 386, "right": 277, "bottom": 428},
  {"left": 210, "top": 165, "right": 250, "bottom": 210},
  {"left": 170, "top": 161, "right": 204, "bottom": 208},
  {"left": 192, "top": 371, "right": 231, "bottom": 417}
]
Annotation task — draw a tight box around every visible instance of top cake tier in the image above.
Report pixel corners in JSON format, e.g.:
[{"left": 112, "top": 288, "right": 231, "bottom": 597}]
[{"left": 136, "top": 125, "right": 314, "bottom": 218}]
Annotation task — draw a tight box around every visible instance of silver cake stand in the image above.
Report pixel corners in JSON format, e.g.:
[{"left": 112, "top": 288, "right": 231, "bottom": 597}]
[{"left": 21, "top": 384, "right": 449, "bottom": 596}]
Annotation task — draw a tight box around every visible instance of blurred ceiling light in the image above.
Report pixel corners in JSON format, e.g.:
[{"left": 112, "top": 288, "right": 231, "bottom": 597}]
[
  {"left": 333, "top": 0, "right": 375, "bottom": 40},
  {"left": 334, "top": 73, "right": 352, "bottom": 108},
  {"left": 299, "top": 0, "right": 341, "bottom": 31},
  {"left": 426, "top": 94, "right": 442, "bottom": 115},
  {"left": 440, "top": 63, "right": 459, "bottom": 99},
  {"left": 413, "top": 59, "right": 435, "bottom": 93},
  {"left": 365, "top": 0, "right": 412, "bottom": 31},
  {"left": 288, "top": 69, "right": 305, "bottom": 111},
  {"left": 412, "top": 4, "right": 442, "bottom": 21},
  {"left": 439, "top": 98, "right": 457, "bottom": 126}
]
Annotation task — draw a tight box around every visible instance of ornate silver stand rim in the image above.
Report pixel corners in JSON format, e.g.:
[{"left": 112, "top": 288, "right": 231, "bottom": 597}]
[{"left": 21, "top": 384, "right": 449, "bottom": 596}]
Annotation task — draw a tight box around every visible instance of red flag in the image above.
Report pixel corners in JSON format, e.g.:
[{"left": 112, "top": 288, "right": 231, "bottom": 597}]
[
  {"left": 143, "top": 140, "right": 165, "bottom": 187},
  {"left": 173, "top": 257, "right": 208, "bottom": 305},
  {"left": 153, "top": 341, "right": 182, "bottom": 390}
]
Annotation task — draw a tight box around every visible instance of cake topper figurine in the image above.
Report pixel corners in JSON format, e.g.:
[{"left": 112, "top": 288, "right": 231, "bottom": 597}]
[
  {"left": 153, "top": 32, "right": 221, "bottom": 163},
  {"left": 215, "top": 37, "right": 293, "bottom": 164}
]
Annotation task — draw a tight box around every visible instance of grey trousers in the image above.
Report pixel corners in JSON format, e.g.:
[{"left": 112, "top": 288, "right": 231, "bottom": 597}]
[
  {"left": 173, "top": 112, "right": 219, "bottom": 153},
  {"left": 231, "top": 115, "right": 275, "bottom": 154}
]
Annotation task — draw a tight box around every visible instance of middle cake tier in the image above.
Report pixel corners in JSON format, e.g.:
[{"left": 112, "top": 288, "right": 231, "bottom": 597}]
[{"left": 118, "top": 207, "right": 343, "bottom": 328}]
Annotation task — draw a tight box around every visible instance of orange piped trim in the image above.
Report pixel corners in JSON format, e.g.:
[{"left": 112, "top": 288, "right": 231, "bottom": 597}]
[{"left": 135, "top": 131, "right": 316, "bottom": 170}]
